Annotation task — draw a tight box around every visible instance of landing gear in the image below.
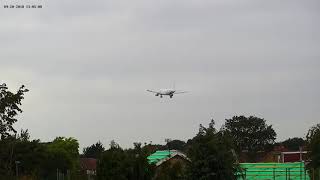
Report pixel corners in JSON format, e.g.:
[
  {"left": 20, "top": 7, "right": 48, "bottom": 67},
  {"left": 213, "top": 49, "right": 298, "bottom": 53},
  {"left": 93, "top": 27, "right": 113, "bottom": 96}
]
[
  {"left": 170, "top": 95, "right": 173, "bottom": 98},
  {"left": 160, "top": 95, "right": 163, "bottom": 98}
]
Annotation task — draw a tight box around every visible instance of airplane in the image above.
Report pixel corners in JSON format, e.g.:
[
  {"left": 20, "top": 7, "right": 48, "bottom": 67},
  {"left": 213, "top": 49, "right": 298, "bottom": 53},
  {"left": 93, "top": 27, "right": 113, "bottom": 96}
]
[{"left": 146, "top": 88, "right": 187, "bottom": 98}]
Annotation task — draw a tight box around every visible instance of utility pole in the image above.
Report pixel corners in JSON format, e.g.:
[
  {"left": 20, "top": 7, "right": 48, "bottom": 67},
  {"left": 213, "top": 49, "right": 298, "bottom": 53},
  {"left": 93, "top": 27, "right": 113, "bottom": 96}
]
[
  {"left": 15, "top": 161, "right": 20, "bottom": 180},
  {"left": 165, "top": 138, "right": 172, "bottom": 155}
]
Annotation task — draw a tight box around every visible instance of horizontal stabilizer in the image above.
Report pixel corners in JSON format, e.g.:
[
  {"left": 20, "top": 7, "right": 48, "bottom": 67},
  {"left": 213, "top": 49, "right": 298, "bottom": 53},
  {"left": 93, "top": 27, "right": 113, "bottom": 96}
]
[{"left": 147, "top": 90, "right": 159, "bottom": 94}]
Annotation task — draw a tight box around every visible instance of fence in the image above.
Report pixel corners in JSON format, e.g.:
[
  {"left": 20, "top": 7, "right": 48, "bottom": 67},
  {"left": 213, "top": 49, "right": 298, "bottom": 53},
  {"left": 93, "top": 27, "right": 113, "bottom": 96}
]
[{"left": 236, "top": 162, "right": 314, "bottom": 180}]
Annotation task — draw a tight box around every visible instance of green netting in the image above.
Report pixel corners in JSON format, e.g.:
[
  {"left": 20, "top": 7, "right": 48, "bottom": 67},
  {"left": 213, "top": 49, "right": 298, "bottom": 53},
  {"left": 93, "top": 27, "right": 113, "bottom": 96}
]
[
  {"left": 236, "top": 162, "right": 310, "bottom": 180},
  {"left": 147, "top": 150, "right": 172, "bottom": 164}
]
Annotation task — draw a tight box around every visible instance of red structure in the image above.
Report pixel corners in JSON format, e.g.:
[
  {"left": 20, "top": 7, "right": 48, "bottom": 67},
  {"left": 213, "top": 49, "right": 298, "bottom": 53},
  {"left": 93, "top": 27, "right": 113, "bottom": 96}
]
[
  {"left": 80, "top": 158, "right": 97, "bottom": 179},
  {"left": 281, "top": 151, "right": 308, "bottom": 163}
]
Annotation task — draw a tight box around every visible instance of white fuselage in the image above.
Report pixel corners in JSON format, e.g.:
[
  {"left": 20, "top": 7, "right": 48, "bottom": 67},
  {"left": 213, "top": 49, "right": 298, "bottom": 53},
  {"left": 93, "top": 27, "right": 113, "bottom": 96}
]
[
  {"left": 147, "top": 87, "right": 186, "bottom": 98},
  {"left": 159, "top": 89, "right": 175, "bottom": 95}
]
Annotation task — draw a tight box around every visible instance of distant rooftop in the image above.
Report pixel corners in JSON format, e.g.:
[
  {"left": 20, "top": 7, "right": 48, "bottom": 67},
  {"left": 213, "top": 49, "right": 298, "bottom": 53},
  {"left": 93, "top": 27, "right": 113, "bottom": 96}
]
[
  {"left": 147, "top": 150, "right": 189, "bottom": 166},
  {"left": 80, "top": 158, "right": 97, "bottom": 170}
]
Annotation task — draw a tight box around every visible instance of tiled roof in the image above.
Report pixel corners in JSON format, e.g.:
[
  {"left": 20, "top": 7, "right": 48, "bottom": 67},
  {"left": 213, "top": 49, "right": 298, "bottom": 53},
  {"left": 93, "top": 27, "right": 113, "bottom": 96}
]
[{"left": 80, "top": 158, "right": 97, "bottom": 170}]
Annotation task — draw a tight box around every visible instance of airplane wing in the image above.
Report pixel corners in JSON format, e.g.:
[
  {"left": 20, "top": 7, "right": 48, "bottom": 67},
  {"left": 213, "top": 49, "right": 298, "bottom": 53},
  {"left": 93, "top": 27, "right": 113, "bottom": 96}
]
[
  {"left": 147, "top": 90, "right": 160, "bottom": 94},
  {"left": 173, "top": 91, "right": 188, "bottom": 94}
]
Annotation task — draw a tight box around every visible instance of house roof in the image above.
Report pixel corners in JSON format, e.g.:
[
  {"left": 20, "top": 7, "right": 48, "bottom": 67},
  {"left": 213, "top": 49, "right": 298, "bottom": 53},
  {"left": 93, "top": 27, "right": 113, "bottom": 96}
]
[
  {"left": 147, "top": 150, "right": 190, "bottom": 166},
  {"left": 80, "top": 158, "right": 97, "bottom": 170}
]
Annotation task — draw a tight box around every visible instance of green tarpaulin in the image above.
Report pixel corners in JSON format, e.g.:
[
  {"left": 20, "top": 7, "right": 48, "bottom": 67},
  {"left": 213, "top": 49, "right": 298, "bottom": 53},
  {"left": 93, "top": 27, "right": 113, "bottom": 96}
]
[
  {"left": 237, "top": 162, "right": 310, "bottom": 180},
  {"left": 147, "top": 150, "right": 172, "bottom": 164}
]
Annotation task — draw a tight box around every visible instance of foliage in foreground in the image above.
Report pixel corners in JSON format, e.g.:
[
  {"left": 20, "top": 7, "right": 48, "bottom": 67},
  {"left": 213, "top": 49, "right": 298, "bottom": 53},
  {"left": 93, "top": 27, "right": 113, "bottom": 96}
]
[
  {"left": 0, "top": 83, "right": 28, "bottom": 138},
  {"left": 96, "top": 141, "right": 155, "bottom": 180},
  {"left": 281, "top": 137, "right": 306, "bottom": 151},
  {"left": 82, "top": 141, "right": 105, "bottom": 159},
  {"left": 186, "top": 120, "right": 238, "bottom": 180},
  {"left": 0, "top": 134, "right": 80, "bottom": 180},
  {"left": 306, "top": 123, "right": 320, "bottom": 179},
  {"left": 222, "top": 116, "right": 276, "bottom": 162}
]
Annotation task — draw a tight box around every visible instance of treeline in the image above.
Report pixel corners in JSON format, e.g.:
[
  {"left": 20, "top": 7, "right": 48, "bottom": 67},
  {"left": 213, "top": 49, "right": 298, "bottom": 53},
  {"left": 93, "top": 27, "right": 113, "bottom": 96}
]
[
  {"left": 1, "top": 83, "right": 319, "bottom": 179},
  {"left": 0, "top": 134, "right": 79, "bottom": 179}
]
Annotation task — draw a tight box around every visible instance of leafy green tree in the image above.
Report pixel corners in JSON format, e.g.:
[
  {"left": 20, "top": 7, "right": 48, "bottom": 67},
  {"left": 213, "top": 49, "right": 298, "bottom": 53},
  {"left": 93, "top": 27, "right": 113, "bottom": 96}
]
[
  {"left": 187, "top": 120, "right": 237, "bottom": 180},
  {"left": 110, "top": 139, "right": 120, "bottom": 149},
  {"left": 97, "top": 146, "right": 128, "bottom": 180},
  {"left": 0, "top": 136, "right": 17, "bottom": 178},
  {"left": 0, "top": 83, "right": 28, "bottom": 138},
  {"left": 44, "top": 137, "right": 80, "bottom": 179},
  {"left": 0, "top": 131, "right": 47, "bottom": 179},
  {"left": 127, "top": 143, "right": 155, "bottom": 180},
  {"left": 17, "top": 129, "right": 30, "bottom": 142},
  {"left": 281, "top": 137, "right": 305, "bottom": 151},
  {"left": 13, "top": 139, "right": 48, "bottom": 178},
  {"left": 166, "top": 140, "right": 186, "bottom": 152},
  {"left": 97, "top": 141, "right": 154, "bottom": 180},
  {"left": 83, "top": 141, "right": 105, "bottom": 158},
  {"left": 222, "top": 115, "right": 276, "bottom": 162},
  {"left": 306, "top": 123, "right": 320, "bottom": 178}
]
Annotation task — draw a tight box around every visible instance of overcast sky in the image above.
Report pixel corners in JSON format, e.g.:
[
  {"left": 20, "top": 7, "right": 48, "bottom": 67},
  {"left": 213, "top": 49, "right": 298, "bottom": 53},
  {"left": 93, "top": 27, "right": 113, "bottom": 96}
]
[{"left": 1, "top": 0, "right": 319, "bottom": 151}]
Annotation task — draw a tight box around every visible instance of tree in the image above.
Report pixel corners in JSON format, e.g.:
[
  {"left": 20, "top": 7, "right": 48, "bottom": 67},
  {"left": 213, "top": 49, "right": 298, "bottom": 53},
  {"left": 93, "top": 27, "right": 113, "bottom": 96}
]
[
  {"left": 0, "top": 133, "right": 80, "bottom": 179},
  {"left": 97, "top": 146, "right": 128, "bottom": 180},
  {"left": 127, "top": 143, "right": 155, "bottom": 180},
  {"left": 0, "top": 136, "right": 18, "bottom": 178},
  {"left": 97, "top": 141, "right": 154, "bottom": 180},
  {"left": 187, "top": 119, "right": 237, "bottom": 180},
  {"left": 0, "top": 83, "right": 28, "bottom": 138},
  {"left": 166, "top": 140, "right": 186, "bottom": 152},
  {"left": 0, "top": 131, "right": 47, "bottom": 179},
  {"left": 110, "top": 139, "right": 120, "bottom": 149},
  {"left": 154, "top": 160, "right": 186, "bottom": 180},
  {"left": 83, "top": 141, "right": 105, "bottom": 158},
  {"left": 12, "top": 139, "right": 48, "bottom": 178},
  {"left": 281, "top": 137, "right": 305, "bottom": 151},
  {"left": 306, "top": 123, "right": 320, "bottom": 177},
  {"left": 44, "top": 137, "right": 80, "bottom": 179},
  {"left": 222, "top": 116, "right": 276, "bottom": 162},
  {"left": 17, "top": 129, "right": 31, "bottom": 142}
]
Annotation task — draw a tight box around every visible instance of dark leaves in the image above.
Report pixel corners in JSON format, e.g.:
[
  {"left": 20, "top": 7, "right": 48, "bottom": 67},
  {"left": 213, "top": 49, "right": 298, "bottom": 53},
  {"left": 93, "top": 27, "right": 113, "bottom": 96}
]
[{"left": 0, "top": 83, "right": 28, "bottom": 138}]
